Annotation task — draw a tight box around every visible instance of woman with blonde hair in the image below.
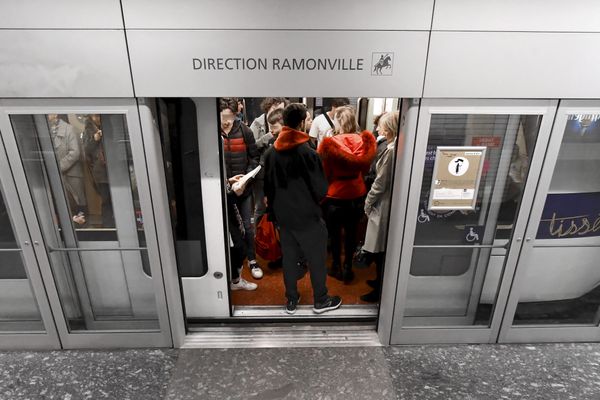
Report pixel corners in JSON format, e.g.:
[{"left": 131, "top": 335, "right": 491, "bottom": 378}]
[
  {"left": 318, "top": 106, "right": 377, "bottom": 283},
  {"left": 361, "top": 111, "right": 399, "bottom": 301}
]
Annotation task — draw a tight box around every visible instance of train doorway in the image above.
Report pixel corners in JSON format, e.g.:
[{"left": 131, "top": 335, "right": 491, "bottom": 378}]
[
  {"left": 153, "top": 97, "right": 406, "bottom": 327},
  {"left": 0, "top": 99, "right": 173, "bottom": 349}
]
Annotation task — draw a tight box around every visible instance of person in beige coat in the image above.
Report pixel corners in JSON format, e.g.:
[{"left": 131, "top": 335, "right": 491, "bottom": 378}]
[
  {"left": 48, "top": 114, "right": 87, "bottom": 224},
  {"left": 361, "top": 111, "right": 399, "bottom": 302}
]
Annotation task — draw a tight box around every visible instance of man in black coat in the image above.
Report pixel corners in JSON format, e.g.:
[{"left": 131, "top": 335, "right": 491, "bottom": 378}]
[{"left": 263, "top": 103, "right": 342, "bottom": 314}]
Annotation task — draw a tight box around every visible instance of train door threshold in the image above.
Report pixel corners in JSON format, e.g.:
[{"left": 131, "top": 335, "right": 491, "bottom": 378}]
[
  {"left": 183, "top": 322, "right": 381, "bottom": 348},
  {"left": 231, "top": 304, "right": 378, "bottom": 319}
]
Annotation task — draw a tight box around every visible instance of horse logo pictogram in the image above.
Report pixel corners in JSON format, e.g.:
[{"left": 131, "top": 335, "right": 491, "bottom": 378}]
[{"left": 371, "top": 52, "right": 394, "bottom": 76}]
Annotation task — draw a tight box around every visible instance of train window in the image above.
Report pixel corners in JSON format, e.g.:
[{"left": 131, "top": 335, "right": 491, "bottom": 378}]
[
  {"left": 157, "top": 99, "right": 209, "bottom": 278},
  {"left": 10, "top": 113, "right": 159, "bottom": 332},
  {"left": 513, "top": 113, "right": 600, "bottom": 325}
]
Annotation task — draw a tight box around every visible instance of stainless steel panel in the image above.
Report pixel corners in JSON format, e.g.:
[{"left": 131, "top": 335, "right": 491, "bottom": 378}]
[
  {"left": 179, "top": 98, "right": 230, "bottom": 318},
  {"left": 0, "top": 30, "right": 133, "bottom": 98},
  {"left": 424, "top": 32, "right": 600, "bottom": 99},
  {"left": 433, "top": 0, "right": 600, "bottom": 33},
  {"left": 377, "top": 99, "right": 420, "bottom": 345},
  {"left": 137, "top": 101, "right": 186, "bottom": 348},
  {"left": 122, "top": 0, "right": 433, "bottom": 30},
  {"left": 0, "top": 0, "right": 123, "bottom": 29}
]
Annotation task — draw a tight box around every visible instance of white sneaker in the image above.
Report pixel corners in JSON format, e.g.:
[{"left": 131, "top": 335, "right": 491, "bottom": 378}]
[
  {"left": 230, "top": 278, "right": 257, "bottom": 291},
  {"left": 251, "top": 265, "right": 263, "bottom": 279}
]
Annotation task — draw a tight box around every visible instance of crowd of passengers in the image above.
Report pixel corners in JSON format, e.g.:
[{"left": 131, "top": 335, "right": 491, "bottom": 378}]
[{"left": 219, "top": 98, "right": 398, "bottom": 314}]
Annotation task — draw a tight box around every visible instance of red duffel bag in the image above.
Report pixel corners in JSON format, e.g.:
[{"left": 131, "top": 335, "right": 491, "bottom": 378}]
[{"left": 255, "top": 214, "right": 282, "bottom": 261}]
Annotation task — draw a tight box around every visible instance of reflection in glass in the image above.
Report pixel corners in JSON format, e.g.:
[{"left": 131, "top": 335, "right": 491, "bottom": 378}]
[
  {"left": 0, "top": 185, "right": 44, "bottom": 332},
  {"left": 513, "top": 114, "right": 600, "bottom": 325},
  {"left": 404, "top": 114, "right": 541, "bottom": 327},
  {"left": 11, "top": 113, "right": 158, "bottom": 332},
  {"left": 82, "top": 114, "right": 115, "bottom": 228}
]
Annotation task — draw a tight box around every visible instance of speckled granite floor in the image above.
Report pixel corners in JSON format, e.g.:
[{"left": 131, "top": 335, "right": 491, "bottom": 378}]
[{"left": 1, "top": 343, "right": 600, "bottom": 399}]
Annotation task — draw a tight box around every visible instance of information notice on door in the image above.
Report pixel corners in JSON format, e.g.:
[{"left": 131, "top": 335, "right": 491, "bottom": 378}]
[{"left": 428, "top": 146, "right": 487, "bottom": 211}]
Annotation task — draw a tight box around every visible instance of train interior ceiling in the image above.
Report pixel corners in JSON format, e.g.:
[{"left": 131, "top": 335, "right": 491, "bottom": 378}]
[{"left": 157, "top": 97, "right": 400, "bottom": 321}]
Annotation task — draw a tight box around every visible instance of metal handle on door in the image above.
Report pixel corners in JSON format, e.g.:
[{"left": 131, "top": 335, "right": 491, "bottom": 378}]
[
  {"left": 525, "top": 237, "right": 532, "bottom": 242},
  {"left": 47, "top": 246, "right": 148, "bottom": 252}
]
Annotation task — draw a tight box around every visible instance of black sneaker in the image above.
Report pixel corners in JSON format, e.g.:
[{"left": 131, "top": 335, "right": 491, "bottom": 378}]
[
  {"left": 313, "top": 296, "right": 342, "bottom": 314},
  {"left": 285, "top": 296, "right": 300, "bottom": 315}
]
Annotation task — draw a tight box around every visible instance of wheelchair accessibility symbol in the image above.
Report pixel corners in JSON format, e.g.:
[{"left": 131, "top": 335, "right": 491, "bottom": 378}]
[
  {"left": 417, "top": 209, "right": 431, "bottom": 223},
  {"left": 463, "top": 225, "right": 483, "bottom": 244},
  {"left": 465, "top": 227, "right": 479, "bottom": 242}
]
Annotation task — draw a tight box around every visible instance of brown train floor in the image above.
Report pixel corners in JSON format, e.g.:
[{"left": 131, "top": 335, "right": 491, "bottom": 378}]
[{"left": 231, "top": 256, "right": 378, "bottom": 306}]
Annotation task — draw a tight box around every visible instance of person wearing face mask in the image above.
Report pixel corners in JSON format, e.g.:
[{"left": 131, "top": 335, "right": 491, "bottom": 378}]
[
  {"left": 361, "top": 111, "right": 399, "bottom": 302},
  {"left": 219, "top": 98, "right": 263, "bottom": 283},
  {"left": 308, "top": 98, "right": 350, "bottom": 147},
  {"left": 318, "top": 106, "right": 377, "bottom": 284}
]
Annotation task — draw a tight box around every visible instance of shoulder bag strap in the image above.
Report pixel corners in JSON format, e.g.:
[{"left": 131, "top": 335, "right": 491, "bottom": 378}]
[{"left": 323, "top": 111, "right": 335, "bottom": 130}]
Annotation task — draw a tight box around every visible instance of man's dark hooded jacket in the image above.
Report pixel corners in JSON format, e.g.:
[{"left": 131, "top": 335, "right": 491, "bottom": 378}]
[{"left": 263, "top": 126, "right": 328, "bottom": 229}]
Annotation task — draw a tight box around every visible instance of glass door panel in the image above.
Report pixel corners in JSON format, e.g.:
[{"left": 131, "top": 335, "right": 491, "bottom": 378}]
[
  {"left": 9, "top": 113, "right": 158, "bottom": 331},
  {"left": 0, "top": 99, "right": 172, "bottom": 348},
  {"left": 405, "top": 113, "right": 541, "bottom": 326},
  {"left": 500, "top": 101, "right": 600, "bottom": 342},
  {"left": 0, "top": 118, "right": 62, "bottom": 349},
  {"left": 391, "top": 99, "right": 558, "bottom": 344},
  {"left": 0, "top": 186, "right": 44, "bottom": 332}
]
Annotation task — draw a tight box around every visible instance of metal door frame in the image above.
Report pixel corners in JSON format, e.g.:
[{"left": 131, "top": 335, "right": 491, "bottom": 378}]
[
  {"left": 0, "top": 126, "right": 61, "bottom": 350},
  {"left": 0, "top": 98, "right": 173, "bottom": 348},
  {"left": 388, "top": 98, "right": 558, "bottom": 344},
  {"left": 498, "top": 100, "right": 600, "bottom": 343}
]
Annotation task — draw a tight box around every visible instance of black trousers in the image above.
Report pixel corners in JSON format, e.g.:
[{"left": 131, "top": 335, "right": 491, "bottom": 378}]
[
  {"left": 324, "top": 197, "right": 364, "bottom": 267},
  {"left": 279, "top": 220, "right": 329, "bottom": 304},
  {"left": 227, "top": 201, "right": 245, "bottom": 282}
]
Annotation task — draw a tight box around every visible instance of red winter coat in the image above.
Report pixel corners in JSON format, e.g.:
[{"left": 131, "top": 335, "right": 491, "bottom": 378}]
[{"left": 318, "top": 131, "right": 377, "bottom": 200}]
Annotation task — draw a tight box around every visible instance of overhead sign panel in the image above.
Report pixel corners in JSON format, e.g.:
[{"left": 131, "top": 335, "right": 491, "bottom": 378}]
[{"left": 127, "top": 30, "right": 428, "bottom": 97}]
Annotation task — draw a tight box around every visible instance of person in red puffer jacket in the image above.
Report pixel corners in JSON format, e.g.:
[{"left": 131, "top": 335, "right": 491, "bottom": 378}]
[{"left": 318, "top": 106, "right": 376, "bottom": 284}]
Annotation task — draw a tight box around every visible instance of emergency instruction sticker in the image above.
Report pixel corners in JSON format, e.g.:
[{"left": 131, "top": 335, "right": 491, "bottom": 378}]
[{"left": 428, "top": 146, "right": 486, "bottom": 211}]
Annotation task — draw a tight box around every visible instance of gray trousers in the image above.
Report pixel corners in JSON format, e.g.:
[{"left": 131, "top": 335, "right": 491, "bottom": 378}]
[{"left": 279, "top": 220, "right": 329, "bottom": 304}]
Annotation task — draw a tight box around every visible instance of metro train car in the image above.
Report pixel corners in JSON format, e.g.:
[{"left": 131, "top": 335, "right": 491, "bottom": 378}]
[{"left": 0, "top": 0, "right": 599, "bottom": 350}]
